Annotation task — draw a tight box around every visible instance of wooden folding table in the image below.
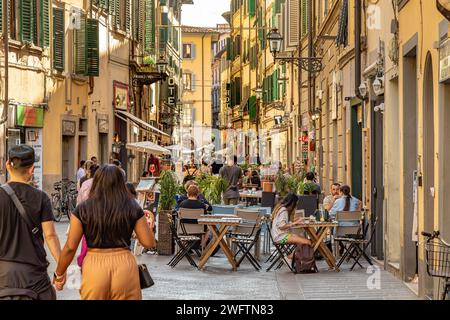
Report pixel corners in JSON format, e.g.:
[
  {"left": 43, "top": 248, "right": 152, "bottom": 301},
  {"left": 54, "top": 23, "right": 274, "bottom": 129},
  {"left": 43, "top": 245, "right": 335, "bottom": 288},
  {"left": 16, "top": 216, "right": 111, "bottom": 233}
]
[
  {"left": 197, "top": 217, "right": 242, "bottom": 271},
  {"left": 291, "top": 221, "right": 340, "bottom": 271}
]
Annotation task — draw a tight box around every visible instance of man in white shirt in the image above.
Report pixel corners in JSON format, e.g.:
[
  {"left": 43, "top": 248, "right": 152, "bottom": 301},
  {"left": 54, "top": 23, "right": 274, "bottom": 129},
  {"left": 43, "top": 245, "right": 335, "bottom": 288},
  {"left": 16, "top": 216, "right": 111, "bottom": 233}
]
[{"left": 323, "top": 182, "right": 341, "bottom": 211}]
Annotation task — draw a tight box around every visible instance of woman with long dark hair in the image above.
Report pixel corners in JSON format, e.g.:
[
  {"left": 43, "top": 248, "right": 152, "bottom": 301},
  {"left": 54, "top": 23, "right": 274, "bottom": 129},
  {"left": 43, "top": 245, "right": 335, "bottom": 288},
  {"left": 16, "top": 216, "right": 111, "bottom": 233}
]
[
  {"left": 53, "top": 165, "right": 155, "bottom": 300},
  {"left": 329, "top": 185, "right": 362, "bottom": 218},
  {"left": 271, "top": 193, "right": 311, "bottom": 250}
]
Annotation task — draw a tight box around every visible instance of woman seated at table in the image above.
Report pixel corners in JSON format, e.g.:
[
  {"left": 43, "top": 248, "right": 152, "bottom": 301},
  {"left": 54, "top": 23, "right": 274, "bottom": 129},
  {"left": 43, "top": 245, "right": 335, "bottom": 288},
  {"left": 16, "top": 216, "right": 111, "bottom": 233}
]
[
  {"left": 329, "top": 185, "right": 362, "bottom": 218},
  {"left": 271, "top": 193, "right": 311, "bottom": 252},
  {"left": 250, "top": 170, "right": 261, "bottom": 189}
]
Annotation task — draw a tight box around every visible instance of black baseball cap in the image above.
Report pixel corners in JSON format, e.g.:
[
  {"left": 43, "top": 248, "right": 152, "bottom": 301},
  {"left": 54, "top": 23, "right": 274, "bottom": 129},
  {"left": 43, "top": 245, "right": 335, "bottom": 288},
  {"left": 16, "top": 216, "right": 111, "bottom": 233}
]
[{"left": 8, "top": 145, "right": 36, "bottom": 168}]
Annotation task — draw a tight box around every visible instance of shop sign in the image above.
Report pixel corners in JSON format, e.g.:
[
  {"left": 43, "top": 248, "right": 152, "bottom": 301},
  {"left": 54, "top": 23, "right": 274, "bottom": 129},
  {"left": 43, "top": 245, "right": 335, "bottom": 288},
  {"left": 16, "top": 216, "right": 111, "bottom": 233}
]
[
  {"left": 114, "top": 82, "right": 129, "bottom": 111},
  {"left": 25, "top": 128, "right": 43, "bottom": 190},
  {"left": 16, "top": 105, "right": 44, "bottom": 127},
  {"left": 98, "top": 114, "right": 109, "bottom": 133},
  {"left": 62, "top": 120, "right": 76, "bottom": 136},
  {"left": 440, "top": 38, "right": 450, "bottom": 83},
  {"left": 167, "top": 77, "right": 177, "bottom": 106},
  {"left": 301, "top": 113, "right": 309, "bottom": 131},
  {"left": 226, "top": 83, "right": 231, "bottom": 108}
]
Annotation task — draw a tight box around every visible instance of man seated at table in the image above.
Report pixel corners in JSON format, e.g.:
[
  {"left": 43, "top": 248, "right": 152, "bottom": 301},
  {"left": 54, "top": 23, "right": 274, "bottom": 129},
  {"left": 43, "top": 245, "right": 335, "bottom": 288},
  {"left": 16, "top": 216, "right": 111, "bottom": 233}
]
[
  {"left": 175, "top": 180, "right": 212, "bottom": 213},
  {"left": 271, "top": 193, "right": 311, "bottom": 265},
  {"left": 323, "top": 182, "right": 341, "bottom": 211}
]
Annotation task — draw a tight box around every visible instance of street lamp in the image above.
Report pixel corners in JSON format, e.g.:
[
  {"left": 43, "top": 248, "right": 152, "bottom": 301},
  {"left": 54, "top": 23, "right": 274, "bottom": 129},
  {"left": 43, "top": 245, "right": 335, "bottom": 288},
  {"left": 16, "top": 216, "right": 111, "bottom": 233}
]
[
  {"left": 358, "top": 81, "right": 368, "bottom": 99},
  {"left": 255, "top": 87, "right": 263, "bottom": 100},
  {"left": 156, "top": 56, "right": 168, "bottom": 75},
  {"left": 267, "top": 28, "right": 323, "bottom": 73},
  {"left": 373, "top": 77, "right": 384, "bottom": 96}
]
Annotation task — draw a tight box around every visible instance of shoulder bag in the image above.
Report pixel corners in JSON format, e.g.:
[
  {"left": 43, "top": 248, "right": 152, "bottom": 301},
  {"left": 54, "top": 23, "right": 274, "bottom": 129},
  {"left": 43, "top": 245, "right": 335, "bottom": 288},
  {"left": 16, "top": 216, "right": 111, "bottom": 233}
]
[{"left": 138, "top": 264, "right": 154, "bottom": 289}]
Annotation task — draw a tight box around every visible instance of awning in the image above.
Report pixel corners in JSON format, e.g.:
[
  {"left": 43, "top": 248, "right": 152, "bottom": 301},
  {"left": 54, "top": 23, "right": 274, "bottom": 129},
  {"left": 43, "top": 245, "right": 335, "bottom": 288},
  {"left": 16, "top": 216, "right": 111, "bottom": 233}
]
[
  {"left": 126, "top": 141, "right": 171, "bottom": 155},
  {"left": 115, "top": 110, "right": 170, "bottom": 137},
  {"left": 166, "top": 144, "right": 194, "bottom": 153}
]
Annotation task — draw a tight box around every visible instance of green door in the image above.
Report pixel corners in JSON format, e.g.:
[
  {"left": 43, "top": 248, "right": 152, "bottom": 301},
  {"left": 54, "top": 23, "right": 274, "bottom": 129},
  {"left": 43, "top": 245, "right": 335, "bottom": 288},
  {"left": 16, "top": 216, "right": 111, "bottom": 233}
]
[{"left": 351, "top": 105, "right": 363, "bottom": 201}]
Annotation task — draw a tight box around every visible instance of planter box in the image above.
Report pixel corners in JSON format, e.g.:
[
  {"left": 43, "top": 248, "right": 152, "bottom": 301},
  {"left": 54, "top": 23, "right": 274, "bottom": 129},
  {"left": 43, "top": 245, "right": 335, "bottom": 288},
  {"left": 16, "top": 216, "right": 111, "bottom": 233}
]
[{"left": 157, "top": 210, "right": 174, "bottom": 255}]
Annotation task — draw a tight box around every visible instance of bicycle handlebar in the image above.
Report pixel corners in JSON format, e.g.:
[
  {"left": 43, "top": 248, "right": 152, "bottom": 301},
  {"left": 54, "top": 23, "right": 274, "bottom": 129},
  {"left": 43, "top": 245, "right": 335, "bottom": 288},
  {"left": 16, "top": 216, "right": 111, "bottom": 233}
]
[{"left": 421, "top": 231, "right": 440, "bottom": 238}]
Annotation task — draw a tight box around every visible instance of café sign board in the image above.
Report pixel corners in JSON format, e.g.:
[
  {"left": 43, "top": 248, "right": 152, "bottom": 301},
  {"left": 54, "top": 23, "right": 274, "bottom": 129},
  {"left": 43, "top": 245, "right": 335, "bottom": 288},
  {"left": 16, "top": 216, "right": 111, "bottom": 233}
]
[{"left": 440, "top": 38, "right": 450, "bottom": 83}]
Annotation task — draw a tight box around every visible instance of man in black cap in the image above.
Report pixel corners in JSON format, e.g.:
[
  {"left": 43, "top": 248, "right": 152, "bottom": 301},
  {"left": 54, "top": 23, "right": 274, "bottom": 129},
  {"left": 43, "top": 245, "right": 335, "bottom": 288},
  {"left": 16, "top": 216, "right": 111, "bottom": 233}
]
[{"left": 0, "top": 145, "right": 63, "bottom": 300}]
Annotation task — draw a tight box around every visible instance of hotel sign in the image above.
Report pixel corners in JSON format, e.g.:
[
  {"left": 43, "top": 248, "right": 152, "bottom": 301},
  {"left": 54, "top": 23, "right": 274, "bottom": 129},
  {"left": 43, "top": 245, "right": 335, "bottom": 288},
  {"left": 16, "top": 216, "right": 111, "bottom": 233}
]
[
  {"left": 167, "top": 77, "right": 177, "bottom": 106},
  {"left": 226, "top": 83, "right": 231, "bottom": 108},
  {"left": 439, "top": 38, "right": 450, "bottom": 83}
]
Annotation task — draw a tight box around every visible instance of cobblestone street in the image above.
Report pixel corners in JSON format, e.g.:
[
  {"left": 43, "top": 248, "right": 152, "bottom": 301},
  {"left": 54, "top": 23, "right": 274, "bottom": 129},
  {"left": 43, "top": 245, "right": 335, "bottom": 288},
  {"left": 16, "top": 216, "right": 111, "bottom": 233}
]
[{"left": 49, "top": 221, "right": 419, "bottom": 300}]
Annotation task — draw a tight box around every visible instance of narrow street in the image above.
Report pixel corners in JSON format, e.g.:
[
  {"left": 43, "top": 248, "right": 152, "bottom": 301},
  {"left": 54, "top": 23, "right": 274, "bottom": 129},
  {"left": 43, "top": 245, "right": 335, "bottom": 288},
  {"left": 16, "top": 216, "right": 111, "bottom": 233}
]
[{"left": 49, "top": 221, "right": 418, "bottom": 300}]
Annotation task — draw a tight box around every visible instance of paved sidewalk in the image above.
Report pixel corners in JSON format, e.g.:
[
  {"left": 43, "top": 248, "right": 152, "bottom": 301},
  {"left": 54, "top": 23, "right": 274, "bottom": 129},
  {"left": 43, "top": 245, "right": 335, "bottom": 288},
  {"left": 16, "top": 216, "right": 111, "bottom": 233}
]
[{"left": 49, "top": 221, "right": 419, "bottom": 300}]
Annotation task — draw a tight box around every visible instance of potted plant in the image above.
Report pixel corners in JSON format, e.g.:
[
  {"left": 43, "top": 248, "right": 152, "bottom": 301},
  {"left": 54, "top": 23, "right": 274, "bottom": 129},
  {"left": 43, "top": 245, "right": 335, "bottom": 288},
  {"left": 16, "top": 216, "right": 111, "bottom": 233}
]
[
  {"left": 157, "top": 170, "right": 178, "bottom": 255},
  {"left": 275, "top": 172, "right": 289, "bottom": 197},
  {"left": 195, "top": 173, "right": 228, "bottom": 205}
]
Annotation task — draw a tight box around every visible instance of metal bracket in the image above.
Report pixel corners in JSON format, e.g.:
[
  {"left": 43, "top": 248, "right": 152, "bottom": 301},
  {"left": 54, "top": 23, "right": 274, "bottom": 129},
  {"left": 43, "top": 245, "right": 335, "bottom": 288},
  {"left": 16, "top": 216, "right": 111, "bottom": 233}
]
[{"left": 275, "top": 56, "right": 323, "bottom": 73}]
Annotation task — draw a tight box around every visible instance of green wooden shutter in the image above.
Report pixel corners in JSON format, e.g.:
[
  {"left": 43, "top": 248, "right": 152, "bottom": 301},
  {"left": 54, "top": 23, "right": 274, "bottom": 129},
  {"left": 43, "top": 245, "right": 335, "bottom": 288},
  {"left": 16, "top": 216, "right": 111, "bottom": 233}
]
[
  {"left": 95, "top": 0, "right": 108, "bottom": 9},
  {"left": 110, "top": 0, "right": 120, "bottom": 29},
  {"left": 144, "top": 0, "right": 155, "bottom": 54},
  {"left": 53, "top": 7, "right": 65, "bottom": 71},
  {"left": 20, "top": 0, "right": 34, "bottom": 43},
  {"left": 0, "top": 0, "right": 3, "bottom": 34},
  {"left": 86, "top": 18, "right": 99, "bottom": 76},
  {"left": 125, "top": 0, "right": 130, "bottom": 32},
  {"left": 40, "top": 0, "right": 50, "bottom": 47},
  {"left": 282, "top": 64, "right": 286, "bottom": 96},
  {"left": 74, "top": 14, "right": 86, "bottom": 75},
  {"left": 160, "top": 11, "right": 168, "bottom": 47},
  {"left": 301, "top": 0, "right": 308, "bottom": 36},
  {"left": 248, "top": 0, "right": 255, "bottom": 17}
]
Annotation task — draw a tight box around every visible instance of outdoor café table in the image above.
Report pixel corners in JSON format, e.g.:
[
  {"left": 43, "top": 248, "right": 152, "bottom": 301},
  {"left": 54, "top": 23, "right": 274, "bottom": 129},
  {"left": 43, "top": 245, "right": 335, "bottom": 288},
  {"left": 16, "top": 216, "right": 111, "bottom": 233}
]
[
  {"left": 197, "top": 216, "right": 242, "bottom": 271},
  {"left": 291, "top": 221, "right": 340, "bottom": 271},
  {"left": 239, "top": 190, "right": 262, "bottom": 206}
]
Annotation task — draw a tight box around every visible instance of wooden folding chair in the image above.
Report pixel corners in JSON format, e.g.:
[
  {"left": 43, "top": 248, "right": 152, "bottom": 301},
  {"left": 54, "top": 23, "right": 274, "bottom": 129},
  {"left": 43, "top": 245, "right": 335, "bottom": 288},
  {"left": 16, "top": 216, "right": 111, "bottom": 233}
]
[
  {"left": 229, "top": 209, "right": 262, "bottom": 270},
  {"left": 167, "top": 212, "right": 200, "bottom": 268},
  {"left": 265, "top": 221, "right": 295, "bottom": 272}
]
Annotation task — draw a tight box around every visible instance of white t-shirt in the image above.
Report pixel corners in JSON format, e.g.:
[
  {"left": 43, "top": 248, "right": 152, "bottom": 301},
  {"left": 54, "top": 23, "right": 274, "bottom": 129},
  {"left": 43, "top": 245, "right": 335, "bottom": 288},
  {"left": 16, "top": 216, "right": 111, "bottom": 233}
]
[{"left": 271, "top": 207, "right": 290, "bottom": 243}]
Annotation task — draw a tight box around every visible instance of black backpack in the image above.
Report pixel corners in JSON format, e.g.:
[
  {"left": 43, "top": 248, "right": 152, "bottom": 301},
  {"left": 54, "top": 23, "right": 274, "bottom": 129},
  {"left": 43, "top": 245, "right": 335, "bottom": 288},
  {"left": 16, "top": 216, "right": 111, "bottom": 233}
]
[{"left": 293, "top": 244, "right": 318, "bottom": 273}]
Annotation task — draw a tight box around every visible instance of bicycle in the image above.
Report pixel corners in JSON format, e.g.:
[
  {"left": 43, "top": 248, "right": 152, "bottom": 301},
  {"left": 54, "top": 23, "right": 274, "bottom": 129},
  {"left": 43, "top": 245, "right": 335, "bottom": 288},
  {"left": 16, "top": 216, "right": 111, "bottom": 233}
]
[
  {"left": 51, "top": 180, "right": 77, "bottom": 222},
  {"left": 421, "top": 230, "right": 450, "bottom": 300}
]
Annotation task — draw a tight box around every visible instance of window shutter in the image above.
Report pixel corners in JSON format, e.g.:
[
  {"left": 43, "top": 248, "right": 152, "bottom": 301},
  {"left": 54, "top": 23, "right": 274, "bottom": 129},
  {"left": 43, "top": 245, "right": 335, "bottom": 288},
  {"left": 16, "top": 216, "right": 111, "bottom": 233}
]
[
  {"left": 191, "top": 107, "right": 196, "bottom": 122},
  {"left": 226, "top": 37, "right": 231, "bottom": 60},
  {"left": 144, "top": 0, "right": 155, "bottom": 54},
  {"left": 110, "top": 0, "right": 120, "bottom": 29},
  {"left": 0, "top": 0, "right": 3, "bottom": 34},
  {"left": 191, "top": 73, "right": 196, "bottom": 91},
  {"left": 282, "top": 64, "right": 287, "bottom": 95},
  {"left": 138, "top": 0, "right": 145, "bottom": 41},
  {"left": 86, "top": 18, "right": 99, "bottom": 76},
  {"left": 20, "top": 0, "right": 34, "bottom": 44},
  {"left": 53, "top": 7, "right": 65, "bottom": 71},
  {"left": 191, "top": 43, "right": 196, "bottom": 59},
  {"left": 288, "top": 0, "right": 299, "bottom": 47},
  {"left": 248, "top": 0, "right": 255, "bottom": 17},
  {"left": 125, "top": 0, "right": 130, "bottom": 32},
  {"left": 74, "top": 14, "right": 86, "bottom": 75},
  {"left": 160, "top": 12, "right": 168, "bottom": 47},
  {"left": 40, "top": 0, "right": 50, "bottom": 47},
  {"left": 301, "top": 0, "right": 308, "bottom": 36},
  {"left": 94, "top": 0, "right": 108, "bottom": 9}
]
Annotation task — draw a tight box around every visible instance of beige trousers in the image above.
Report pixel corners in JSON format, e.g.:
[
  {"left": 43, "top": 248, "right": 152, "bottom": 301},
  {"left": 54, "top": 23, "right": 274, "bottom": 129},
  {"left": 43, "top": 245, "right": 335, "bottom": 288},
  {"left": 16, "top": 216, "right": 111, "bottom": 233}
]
[{"left": 81, "top": 248, "right": 142, "bottom": 300}]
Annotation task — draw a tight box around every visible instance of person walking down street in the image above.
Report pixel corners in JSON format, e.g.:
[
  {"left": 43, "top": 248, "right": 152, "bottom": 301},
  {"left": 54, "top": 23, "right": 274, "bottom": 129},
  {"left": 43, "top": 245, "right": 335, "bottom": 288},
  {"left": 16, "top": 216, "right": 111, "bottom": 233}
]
[
  {"left": 54, "top": 165, "right": 155, "bottom": 300},
  {"left": 329, "top": 185, "right": 362, "bottom": 218},
  {"left": 75, "top": 164, "right": 100, "bottom": 267},
  {"left": 78, "top": 160, "right": 94, "bottom": 190},
  {"left": 0, "top": 145, "right": 62, "bottom": 300},
  {"left": 76, "top": 160, "right": 86, "bottom": 183},
  {"left": 323, "top": 183, "right": 341, "bottom": 211},
  {"left": 219, "top": 156, "right": 243, "bottom": 205}
]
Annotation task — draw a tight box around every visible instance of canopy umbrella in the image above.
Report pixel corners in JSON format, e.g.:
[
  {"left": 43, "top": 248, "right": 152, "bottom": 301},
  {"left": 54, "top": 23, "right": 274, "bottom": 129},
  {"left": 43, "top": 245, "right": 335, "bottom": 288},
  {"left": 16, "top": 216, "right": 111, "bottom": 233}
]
[
  {"left": 166, "top": 144, "right": 194, "bottom": 154},
  {"left": 126, "top": 141, "right": 170, "bottom": 155}
]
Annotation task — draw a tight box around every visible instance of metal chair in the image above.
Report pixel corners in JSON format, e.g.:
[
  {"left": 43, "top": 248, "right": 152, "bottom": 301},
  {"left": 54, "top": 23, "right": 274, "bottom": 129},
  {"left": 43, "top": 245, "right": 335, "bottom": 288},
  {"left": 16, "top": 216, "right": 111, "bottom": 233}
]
[
  {"left": 333, "top": 211, "right": 365, "bottom": 269},
  {"left": 261, "top": 192, "right": 276, "bottom": 209},
  {"left": 166, "top": 212, "right": 201, "bottom": 268},
  {"left": 265, "top": 221, "right": 296, "bottom": 272},
  {"left": 344, "top": 216, "right": 378, "bottom": 270},
  {"left": 296, "top": 195, "right": 318, "bottom": 217},
  {"left": 229, "top": 209, "right": 263, "bottom": 270}
]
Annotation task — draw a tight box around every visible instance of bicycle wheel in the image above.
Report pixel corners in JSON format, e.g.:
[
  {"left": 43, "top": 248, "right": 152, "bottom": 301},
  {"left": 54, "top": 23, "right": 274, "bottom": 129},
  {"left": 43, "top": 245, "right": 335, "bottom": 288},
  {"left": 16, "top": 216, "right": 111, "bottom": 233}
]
[{"left": 51, "top": 193, "right": 63, "bottom": 222}]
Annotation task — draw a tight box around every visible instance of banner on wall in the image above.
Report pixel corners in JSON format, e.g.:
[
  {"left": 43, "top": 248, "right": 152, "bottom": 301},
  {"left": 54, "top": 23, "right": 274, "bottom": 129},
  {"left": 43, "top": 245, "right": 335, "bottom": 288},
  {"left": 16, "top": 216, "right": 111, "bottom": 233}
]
[{"left": 25, "top": 128, "right": 43, "bottom": 190}]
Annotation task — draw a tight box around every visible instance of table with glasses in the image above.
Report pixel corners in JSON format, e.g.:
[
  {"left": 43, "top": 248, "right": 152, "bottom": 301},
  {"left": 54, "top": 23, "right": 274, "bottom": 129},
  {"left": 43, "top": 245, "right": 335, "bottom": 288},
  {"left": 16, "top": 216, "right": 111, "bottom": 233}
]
[
  {"left": 197, "top": 216, "right": 242, "bottom": 271},
  {"left": 291, "top": 221, "right": 340, "bottom": 271},
  {"left": 239, "top": 190, "right": 262, "bottom": 206}
]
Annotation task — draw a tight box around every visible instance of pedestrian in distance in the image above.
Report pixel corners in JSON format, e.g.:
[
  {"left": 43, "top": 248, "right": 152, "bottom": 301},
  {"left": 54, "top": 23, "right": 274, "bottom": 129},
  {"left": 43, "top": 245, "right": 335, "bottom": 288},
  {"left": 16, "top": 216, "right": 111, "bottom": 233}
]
[
  {"left": 76, "top": 160, "right": 86, "bottom": 182},
  {"left": 0, "top": 145, "right": 62, "bottom": 300},
  {"left": 219, "top": 155, "right": 243, "bottom": 205},
  {"left": 54, "top": 165, "right": 155, "bottom": 300}
]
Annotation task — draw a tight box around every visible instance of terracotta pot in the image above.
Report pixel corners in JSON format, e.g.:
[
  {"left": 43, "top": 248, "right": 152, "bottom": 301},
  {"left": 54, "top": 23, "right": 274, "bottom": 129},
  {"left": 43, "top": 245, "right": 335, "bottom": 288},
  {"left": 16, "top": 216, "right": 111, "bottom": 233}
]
[{"left": 262, "top": 181, "right": 274, "bottom": 192}]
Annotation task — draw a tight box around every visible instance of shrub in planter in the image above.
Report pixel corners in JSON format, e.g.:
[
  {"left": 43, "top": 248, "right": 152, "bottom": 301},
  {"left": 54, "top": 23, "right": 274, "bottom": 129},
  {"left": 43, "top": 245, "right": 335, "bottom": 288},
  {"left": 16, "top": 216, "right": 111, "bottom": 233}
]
[{"left": 157, "top": 170, "right": 178, "bottom": 255}]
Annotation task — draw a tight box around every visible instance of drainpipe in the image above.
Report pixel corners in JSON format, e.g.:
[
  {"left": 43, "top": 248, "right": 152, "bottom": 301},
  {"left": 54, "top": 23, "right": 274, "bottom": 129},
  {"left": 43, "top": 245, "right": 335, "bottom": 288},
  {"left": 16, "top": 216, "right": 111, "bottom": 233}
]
[
  {"left": 1, "top": 0, "right": 9, "bottom": 183},
  {"left": 355, "top": 0, "right": 362, "bottom": 100},
  {"left": 202, "top": 32, "right": 206, "bottom": 125}
]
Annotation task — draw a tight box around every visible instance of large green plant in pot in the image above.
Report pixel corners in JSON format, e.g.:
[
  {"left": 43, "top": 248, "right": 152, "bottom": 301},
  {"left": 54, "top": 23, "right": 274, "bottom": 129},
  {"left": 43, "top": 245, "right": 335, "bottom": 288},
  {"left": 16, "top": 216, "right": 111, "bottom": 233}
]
[
  {"left": 196, "top": 173, "right": 229, "bottom": 205},
  {"left": 275, "top": 172, "right": 289, "bottom": 196},
  {"left": 157, "top": 170, "right": 178, "bottom": 255}
]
